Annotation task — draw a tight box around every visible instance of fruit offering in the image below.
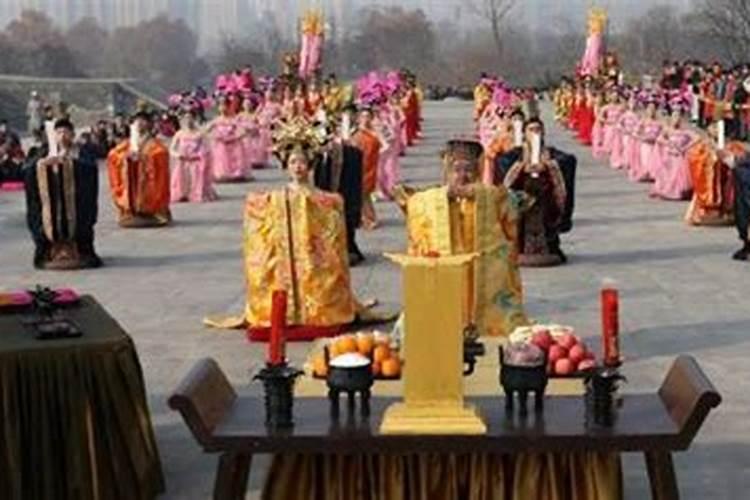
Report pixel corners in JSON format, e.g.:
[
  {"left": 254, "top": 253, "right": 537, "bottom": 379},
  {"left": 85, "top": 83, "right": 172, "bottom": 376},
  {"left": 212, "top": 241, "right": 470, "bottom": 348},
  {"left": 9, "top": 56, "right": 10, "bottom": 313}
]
[
  {"left": 510, "top": 324, "right": 599, "bottom": 377},
  {"left": 310, "top": 331, "right": 402, "bottom": 379},
  {"left": 502, "top": 342, "right": 545, "bottom": 367}
]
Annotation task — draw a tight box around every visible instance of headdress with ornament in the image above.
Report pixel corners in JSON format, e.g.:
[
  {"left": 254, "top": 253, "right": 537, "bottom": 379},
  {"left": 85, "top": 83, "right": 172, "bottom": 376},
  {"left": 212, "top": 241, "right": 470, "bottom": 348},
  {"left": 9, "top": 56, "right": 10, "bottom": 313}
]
[
  {"left": 168, "top": 91, "right": 205, "bottom": 116},
  {"left": 588, "top": 7, "right": 608, "bottom": 35},
  {"left": 301, "top": 9, "right": 325, "bottom": 36},
  {"left": 636, "top": 88, "right": 665, "bottom": 108},
  {"left": 666, "top": 89, "right": 691, "bottom": 115},
  {"left": 355, "top": 71, "right": 403, "bottom": 108},
  {"left": 272, "top": 116, "right": 326, "bottom": 165},
  {"left": 491, "top": 82, "right": 515, "bottom": 111}
]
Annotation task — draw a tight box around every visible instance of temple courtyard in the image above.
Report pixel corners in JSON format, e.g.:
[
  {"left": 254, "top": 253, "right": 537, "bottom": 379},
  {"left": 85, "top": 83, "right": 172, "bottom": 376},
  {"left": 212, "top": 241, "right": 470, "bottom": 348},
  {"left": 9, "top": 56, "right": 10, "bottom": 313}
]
[{"left": 1, "top": 100, "right": 748, "bottom": 499}]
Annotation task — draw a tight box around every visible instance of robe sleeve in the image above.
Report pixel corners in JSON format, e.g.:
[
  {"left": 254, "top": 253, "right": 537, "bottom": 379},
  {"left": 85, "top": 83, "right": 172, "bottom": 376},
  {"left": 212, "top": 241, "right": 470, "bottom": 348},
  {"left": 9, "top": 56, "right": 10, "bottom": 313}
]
[
  {"left": 23, "top": 156, "right": 46, "bottom": 247},
  {"left": 75, "top": 147, "right": 99, "bottom": 242},
  {"left": 107, "top": 142, "right": 129, "bottom": 210},
  {"left": 495, "top": 147, "right": 522, "bottom": 185}
]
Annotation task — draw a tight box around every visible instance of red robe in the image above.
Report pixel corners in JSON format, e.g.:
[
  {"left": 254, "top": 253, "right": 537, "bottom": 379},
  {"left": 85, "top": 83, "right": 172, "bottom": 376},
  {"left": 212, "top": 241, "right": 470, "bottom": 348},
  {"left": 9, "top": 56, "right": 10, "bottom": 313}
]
[
  {"left": 402, "top": 91, "right": 420, "bottom": 146},
  {"left": 576, "top": 104, "right": 596, "bottom": 146}
]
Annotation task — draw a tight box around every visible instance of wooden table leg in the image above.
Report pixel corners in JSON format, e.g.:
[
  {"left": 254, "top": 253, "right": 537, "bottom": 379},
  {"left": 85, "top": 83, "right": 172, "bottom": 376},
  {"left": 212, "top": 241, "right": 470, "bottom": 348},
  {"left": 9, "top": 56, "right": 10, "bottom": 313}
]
[
  {"left": 213, "top": 452, "right": 252, "bottom": 500},
  {"left": 645, "top": 451, "right": 679, "bottom": 500}
]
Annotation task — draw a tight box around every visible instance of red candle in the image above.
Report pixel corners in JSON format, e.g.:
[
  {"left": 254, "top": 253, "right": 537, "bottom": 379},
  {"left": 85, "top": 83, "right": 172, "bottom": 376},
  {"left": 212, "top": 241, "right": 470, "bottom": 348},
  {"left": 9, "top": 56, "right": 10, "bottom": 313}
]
[
  {"left": 601, "top": 280, "right": 620, "bottom": 367},
  {"left": 269, "top": 290, "right": 287, "bottom": 366}
]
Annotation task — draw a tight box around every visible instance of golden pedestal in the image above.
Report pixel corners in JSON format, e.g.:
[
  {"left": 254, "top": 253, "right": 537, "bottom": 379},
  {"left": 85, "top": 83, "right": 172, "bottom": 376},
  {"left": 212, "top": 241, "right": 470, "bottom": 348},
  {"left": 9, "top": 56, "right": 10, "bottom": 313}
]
[{"left": 381, "top": 253, "right": 486, "bottom": 435}]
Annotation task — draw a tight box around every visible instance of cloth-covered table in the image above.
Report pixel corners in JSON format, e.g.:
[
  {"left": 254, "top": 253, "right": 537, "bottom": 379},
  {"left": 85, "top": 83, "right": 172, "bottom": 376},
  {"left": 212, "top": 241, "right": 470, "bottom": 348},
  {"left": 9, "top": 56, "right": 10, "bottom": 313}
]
[
  {"left": 0, "top": 296, "right": 164, "bottom": 500},
  {"left": 260, "top": 338, "right": 622, "bottom": 500}
]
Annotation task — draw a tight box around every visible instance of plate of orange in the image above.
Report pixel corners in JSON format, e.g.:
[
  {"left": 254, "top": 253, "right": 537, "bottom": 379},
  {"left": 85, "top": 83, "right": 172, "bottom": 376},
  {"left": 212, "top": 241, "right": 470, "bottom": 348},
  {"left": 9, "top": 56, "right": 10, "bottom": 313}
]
[{"left": 307, "top": 331, "right": 403, "bottom": 380}]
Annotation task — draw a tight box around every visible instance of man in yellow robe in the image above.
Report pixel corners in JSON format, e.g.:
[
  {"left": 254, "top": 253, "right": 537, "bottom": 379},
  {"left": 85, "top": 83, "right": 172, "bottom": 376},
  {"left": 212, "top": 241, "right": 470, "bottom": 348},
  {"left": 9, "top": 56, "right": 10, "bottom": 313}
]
[
  {"left": 107, "top": 110, "right": 171, "bottom": 227},
  {"left": 403, "top": 139, "right": 528, "bottom": 337}
]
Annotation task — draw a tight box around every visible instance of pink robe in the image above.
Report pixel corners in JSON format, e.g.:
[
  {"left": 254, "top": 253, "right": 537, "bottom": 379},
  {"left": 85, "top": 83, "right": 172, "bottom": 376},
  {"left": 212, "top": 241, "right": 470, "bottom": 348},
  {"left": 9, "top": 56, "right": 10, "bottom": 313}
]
[
  {"left": 209, "top": 116, "right": 248, "bottom": 181},
  {"left": 377, "top": 110, "right": 402, "bottom": 198},
  {"left": 237, "top": 113, "right": 268, "bottom": 170},
  {"left": 170, "top": 130, "right": 217, "bottom": 203},
  {"left": 596, "top": 105, "right": 623, "bottom": 159},
  {"left": 581, "top": 32, "right": 603, "bottom": 76},
  {"left": 650, "top": 129, "right": 694, "bottom": 200},
  {"left": 630, "top": 120, "right": 662, "bottom": 182},
  {"left": 259, "top": 102, "right": 281, "bottom": 163},
  {"left": 591, "top": 117, "right": 605, "bottom": 157},
  {"left": 611, "top": 111, "right": 638, "bottom": 170}
]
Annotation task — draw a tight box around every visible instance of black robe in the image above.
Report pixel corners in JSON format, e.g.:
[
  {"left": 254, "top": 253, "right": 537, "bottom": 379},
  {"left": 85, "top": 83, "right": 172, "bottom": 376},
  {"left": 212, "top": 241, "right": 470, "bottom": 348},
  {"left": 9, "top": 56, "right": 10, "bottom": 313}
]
[
  {"left": 734, "top": 157, "right": 750, "bottom": 242},
  {"left": 315, "top": 143, "right": 364, "bottom": 259},
  {"left": 24, "top": 145, "right": 101, "bottom": 269},
  {"left": 496, "top": 146, "right": 577, "bottom": 233},
  {"left": 0, "top": 158, "right": 24, "bottom": 183}
]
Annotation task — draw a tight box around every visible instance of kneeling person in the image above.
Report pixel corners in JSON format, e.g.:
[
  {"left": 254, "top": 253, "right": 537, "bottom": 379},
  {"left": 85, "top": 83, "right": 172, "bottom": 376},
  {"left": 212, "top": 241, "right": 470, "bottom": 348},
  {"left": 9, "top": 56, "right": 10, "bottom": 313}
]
[
  {"left": 403, "top": 139, "right": 528, "bottom": 337},
  {"left": 24, "top": 118, "right": 101, "bottom": 269},
  {"left": 502, "top": 118, "right": 568, "bottom": 266},
  {"left": 242, "top": 119, "right": 358, "bottom": 339},
  {"left": 107, "top": 110, "right": 171, "bottom": 227}
]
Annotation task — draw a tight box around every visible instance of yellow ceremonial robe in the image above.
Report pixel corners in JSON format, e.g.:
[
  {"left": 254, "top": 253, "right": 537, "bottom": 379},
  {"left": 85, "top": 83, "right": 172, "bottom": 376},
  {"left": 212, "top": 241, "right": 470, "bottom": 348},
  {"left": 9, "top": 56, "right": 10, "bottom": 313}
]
[
  {"left": 406, "top": 184, "right": 528, "bottom": 337},
  {"left": 243, "top": 186, "right": 356, "bottom": 328}
]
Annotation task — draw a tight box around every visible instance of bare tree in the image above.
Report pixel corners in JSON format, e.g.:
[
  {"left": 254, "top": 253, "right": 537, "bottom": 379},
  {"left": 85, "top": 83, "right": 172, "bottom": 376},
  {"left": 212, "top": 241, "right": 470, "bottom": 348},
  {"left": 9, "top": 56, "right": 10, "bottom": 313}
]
[
  {"left": 467, "top": 0, "right": 516, "bottom": 59},
  {"left": 700, "top": 0, "right": 750, "bottom": 63}
]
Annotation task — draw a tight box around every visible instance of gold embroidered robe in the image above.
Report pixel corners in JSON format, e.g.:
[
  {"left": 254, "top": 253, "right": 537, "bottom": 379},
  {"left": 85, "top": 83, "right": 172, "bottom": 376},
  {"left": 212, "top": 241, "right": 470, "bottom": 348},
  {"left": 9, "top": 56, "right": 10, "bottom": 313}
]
[{"left": 406, "top": 184, "right": 528, "bottom": 337}]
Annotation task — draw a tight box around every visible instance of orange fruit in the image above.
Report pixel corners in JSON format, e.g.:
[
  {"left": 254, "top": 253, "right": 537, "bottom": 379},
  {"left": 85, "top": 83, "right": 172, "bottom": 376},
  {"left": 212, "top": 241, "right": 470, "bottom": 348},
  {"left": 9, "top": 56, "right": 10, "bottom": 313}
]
[
  {"left": 335, "top": 335, "right": 358, "bottom": 354},
  {"left": 356, "top": 334, "right": 375, "bottom": 356},
  {"left": 381, "top": 357, "right": 401, "bottom": 377},
  {"left": 327, "top": 342, "right": 340, "bottom": 359},
  {"left": 373, "top": 345, "right": 391, "bottom": 364},
  {"left": 371, "top": 360, "right": 382, "bottom": 377},
  {"left": 312, "top": 354, "right": 328, "bottom": 378}
]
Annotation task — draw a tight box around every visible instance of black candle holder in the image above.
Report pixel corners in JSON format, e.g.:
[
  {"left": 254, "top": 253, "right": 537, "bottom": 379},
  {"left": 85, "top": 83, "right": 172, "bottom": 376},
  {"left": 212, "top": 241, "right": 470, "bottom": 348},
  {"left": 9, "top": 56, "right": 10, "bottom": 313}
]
[
  {"left": 584, "top": 368, "right": 626, "bottom": 427},
  {"left": 254, "top": 363, "right": 303, "bottom": 429}
]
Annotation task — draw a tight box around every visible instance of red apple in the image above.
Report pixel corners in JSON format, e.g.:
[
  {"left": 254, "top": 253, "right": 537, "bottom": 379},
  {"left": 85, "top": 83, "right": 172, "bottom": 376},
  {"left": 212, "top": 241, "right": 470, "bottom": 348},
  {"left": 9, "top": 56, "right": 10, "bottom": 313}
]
[
  {"left": 558, "top": 333, "right": 579, "bottom": 351},
  {"left": 568, "top": 344, "right": 587, "bottom": 365},
  {"left": 531, "top": 331, "right": 554, "bottom": 351},
  {"left": 578, "top": 359, "right": 597, "bottom": 372},
  {"left": 554, "top": 358, "right": 575, "bottom": 376},
  {"left": 548, "top": 345, "right": 568, "bottom": 364}
]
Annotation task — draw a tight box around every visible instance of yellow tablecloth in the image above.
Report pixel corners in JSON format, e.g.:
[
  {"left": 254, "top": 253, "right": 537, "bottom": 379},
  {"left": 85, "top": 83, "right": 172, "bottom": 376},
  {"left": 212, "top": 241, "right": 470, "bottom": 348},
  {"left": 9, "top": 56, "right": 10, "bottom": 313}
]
[{"left": 263, "top": 338, "right": 623, "bottom": 500}]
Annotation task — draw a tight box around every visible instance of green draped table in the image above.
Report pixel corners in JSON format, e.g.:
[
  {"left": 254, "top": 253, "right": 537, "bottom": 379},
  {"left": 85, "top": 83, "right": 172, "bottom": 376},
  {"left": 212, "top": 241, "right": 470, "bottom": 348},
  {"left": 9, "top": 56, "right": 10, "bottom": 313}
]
[{"left": 0, "top": 295, "right": 164, "bottom": 500}]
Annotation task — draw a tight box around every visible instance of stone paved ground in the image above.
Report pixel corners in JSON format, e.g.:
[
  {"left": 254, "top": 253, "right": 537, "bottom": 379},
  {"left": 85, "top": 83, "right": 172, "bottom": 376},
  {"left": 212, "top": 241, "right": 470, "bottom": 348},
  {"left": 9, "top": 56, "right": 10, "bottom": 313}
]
[{"left": 1, "top": 101, "right": 748, "bottom": 499}]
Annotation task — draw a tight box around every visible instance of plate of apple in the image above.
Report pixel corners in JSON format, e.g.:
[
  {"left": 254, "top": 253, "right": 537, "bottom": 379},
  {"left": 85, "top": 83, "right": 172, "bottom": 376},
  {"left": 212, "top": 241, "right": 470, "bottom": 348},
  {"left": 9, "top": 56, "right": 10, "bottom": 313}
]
[{"left": 511, "top": 324, "right": 599, "bottom": 377}]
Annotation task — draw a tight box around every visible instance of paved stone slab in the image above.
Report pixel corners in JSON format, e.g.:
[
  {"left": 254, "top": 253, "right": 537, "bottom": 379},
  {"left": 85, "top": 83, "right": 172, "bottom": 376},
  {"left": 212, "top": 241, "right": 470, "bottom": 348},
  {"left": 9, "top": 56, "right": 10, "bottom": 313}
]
[{"left": 1, "top": 101, "right": 748, "bottom": 498}]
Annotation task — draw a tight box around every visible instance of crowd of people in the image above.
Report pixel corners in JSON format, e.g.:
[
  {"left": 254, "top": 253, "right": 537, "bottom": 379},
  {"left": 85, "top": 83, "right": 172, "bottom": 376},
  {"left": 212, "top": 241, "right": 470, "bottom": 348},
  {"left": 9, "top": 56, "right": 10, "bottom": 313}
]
[
  {"left": 552, "top": 54, "right": 750, "bottom": 261},
  {"left": 1, "top": 57, "right": 427, "bottom": 340},
  {"left": 658, "top": 59, "right": 750, "bottom": 140}
]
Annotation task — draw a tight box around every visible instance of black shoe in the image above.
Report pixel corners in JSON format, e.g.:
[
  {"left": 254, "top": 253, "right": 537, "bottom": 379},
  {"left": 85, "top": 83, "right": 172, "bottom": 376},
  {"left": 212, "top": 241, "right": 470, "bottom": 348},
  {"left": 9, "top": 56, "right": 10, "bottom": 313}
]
[
  {"left": 732, "top": 247, "right": 750, "bottom": 261},
  {"left": 349, "top": 252, "right": 365, "bottom": 267},
  {"left": 82, "top": 253, "right": 103, "bottom": 269}
]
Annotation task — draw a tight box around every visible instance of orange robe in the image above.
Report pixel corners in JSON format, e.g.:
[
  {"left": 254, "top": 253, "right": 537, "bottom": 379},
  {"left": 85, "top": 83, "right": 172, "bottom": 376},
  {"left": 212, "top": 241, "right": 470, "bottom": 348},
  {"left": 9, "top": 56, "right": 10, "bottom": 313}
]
[
  {"left": 353, "top": 129, "right": 381, "bottom": 195},
  {"left": 107, "top": 138, "right": 171, "bottom": 226},
  {"left": 685, "top": 140, "right": 745, "bottom": 225},
  {"left": 482, "top": 134, "right": 513, "bottom": 185}
]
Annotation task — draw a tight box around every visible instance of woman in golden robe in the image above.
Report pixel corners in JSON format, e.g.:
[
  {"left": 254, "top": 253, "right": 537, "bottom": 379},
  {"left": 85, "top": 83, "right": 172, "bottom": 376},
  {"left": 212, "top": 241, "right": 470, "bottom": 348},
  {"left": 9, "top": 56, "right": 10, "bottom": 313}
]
[
  {"left": 107, "top": 111, "right": 171, "bottom": 227},
  {"left": 404, "top": 139, "right": 528, "bottom": 337},
  {"left": 685, "top": 121, "right": 746, "bottom": 226},
  {"left": 243, "top": 118, "right": 357, "bottom": 340}
]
